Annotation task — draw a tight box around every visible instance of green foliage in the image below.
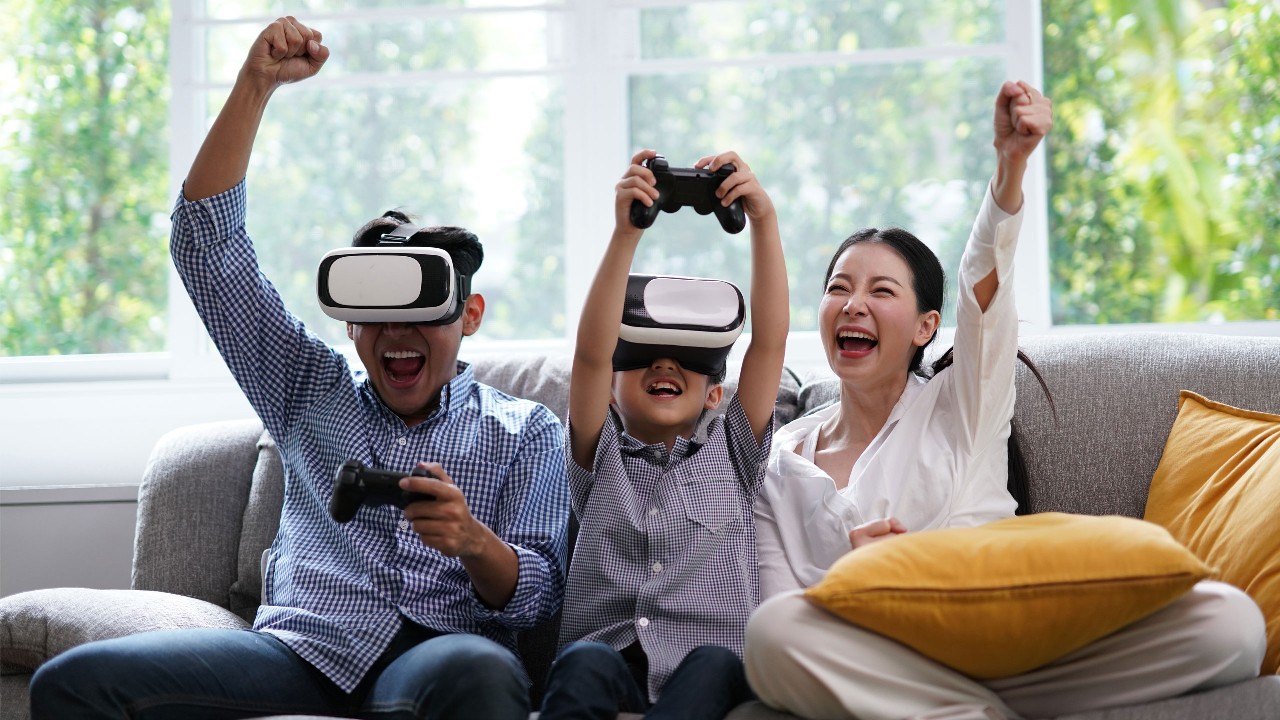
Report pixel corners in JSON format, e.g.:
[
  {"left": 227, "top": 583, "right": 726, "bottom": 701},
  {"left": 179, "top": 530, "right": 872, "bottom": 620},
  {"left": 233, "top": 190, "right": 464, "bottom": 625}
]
[
  {"left": 1043, "top": 0, "right": 1280, "bottom": 323},
  {"left": 0, "top": 0, "right": 170, "bottom": 355}
]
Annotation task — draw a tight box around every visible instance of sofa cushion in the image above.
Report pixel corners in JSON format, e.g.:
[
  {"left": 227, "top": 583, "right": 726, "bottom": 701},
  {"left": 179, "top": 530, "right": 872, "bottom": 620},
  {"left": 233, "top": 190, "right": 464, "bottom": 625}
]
[
  {"left": 228, "top": 429, "right": 285, "bottom": 622},
  {"left": 1143, "top": 390, "right": 1280, "bottom": 674},
  {"left": 0, "top": 588, "right": 248, "bottom": 672},
  {"left": 803, "top": 512, "right": 1209, "bottom": 679}
]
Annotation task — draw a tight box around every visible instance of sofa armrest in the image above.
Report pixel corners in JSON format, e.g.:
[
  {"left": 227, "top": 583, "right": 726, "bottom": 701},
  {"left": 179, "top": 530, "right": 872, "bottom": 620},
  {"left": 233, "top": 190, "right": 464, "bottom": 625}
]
[
  {"left": 133, "top": 419, "right": 264, "bottom": 605},
  {"left": 0, "top": 588, "right": 248, "bottom": 673}
]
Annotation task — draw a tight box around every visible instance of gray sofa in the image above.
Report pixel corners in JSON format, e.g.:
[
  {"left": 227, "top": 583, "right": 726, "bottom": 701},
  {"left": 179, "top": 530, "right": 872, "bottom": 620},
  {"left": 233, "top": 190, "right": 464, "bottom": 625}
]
[{"left": 3, "top": 332, "right": 1279, "bottom": 720}]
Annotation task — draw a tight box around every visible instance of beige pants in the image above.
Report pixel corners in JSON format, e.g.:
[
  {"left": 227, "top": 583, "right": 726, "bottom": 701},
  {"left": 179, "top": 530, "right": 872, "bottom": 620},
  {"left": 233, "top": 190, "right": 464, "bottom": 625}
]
[{"left": 744, "top": 581, "right": 1266, "bottom": 720}]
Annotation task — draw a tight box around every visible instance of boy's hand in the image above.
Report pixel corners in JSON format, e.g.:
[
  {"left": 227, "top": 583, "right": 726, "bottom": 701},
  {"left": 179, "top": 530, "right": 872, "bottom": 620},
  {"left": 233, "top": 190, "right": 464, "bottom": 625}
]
[
  {"left": 696, "top": 151, "right": 776, "bottom": 223},
  {"left": 993, "top": 80, "right": 1052, "bottom": 167},
  {"left": 242, "top": 16, "right": 329, "bottom": 91},
  {"left": 616, "top": 149, "right": 661, "bottom": 234},
  {"left": 848, "top": 517, "right": 908, "bottom": 550}
]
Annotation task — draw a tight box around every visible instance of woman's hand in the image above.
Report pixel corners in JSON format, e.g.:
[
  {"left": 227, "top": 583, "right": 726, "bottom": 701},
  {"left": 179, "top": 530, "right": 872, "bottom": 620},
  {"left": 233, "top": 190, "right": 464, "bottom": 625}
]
[
  {"left": 849, "top": 517, "right": 908, "bottom": 550},
  {"left": 990, "top": 80, "right": 1053, "bottom": 214},
  {"left": 695, "top": 151, "right": 776, "bottom": 223}
]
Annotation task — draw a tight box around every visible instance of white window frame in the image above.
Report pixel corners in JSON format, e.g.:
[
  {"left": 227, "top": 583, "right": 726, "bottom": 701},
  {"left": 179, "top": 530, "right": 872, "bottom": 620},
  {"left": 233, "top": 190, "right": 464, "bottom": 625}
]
[{"left": 1, "top": 1, "right": 1274, "bottom": 489}]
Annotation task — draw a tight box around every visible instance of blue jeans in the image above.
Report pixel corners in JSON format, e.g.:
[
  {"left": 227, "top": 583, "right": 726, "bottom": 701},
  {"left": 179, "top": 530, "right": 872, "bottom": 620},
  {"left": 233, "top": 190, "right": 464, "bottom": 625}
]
[
  {"left": 539, "top": 641, "right": 752, "bottom": 720},
  {"left": 29, "top": 622, "right": 529, "bottom": 720}
]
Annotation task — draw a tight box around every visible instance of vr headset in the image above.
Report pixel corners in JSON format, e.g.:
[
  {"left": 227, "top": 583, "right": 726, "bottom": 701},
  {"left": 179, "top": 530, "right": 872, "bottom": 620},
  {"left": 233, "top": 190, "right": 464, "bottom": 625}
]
[
  {"left": 317, "top": 223, "right": 469, "bottom": 325},
  {"left": 612, "top": 274, "right": 745, "bottom": 377}
]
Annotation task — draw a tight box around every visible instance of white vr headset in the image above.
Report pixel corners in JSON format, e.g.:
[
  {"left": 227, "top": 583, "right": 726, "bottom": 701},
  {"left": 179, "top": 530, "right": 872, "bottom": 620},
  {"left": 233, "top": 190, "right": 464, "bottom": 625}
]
[
  {"left": 316, "top": 224, "right": 468, "bottom": 325},
  {"left": 612, "top": 274, "right": 745, "bottom": 377}
]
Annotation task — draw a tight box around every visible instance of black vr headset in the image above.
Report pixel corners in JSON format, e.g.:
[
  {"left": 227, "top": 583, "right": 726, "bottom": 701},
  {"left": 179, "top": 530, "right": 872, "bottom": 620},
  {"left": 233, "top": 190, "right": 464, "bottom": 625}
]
[
  {"left": 317, "top": 223, "right": 470, "bottom": 325},
  {"left": 612, "top": 274, "right": 745, "bottom": 378}
]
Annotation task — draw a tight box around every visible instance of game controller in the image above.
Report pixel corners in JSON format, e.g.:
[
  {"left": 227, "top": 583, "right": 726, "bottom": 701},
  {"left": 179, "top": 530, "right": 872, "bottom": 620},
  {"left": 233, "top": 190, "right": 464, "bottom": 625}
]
[
  {"left": 629, "top": 156, "right": 747, "bottom": 234},
  {"left": 329, "top": 459, "right": 436, "bottom": 523}
]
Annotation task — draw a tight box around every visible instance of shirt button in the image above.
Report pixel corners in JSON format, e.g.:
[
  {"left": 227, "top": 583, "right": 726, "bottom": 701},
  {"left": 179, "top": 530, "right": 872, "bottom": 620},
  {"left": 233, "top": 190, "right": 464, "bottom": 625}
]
[
  {"left": 651, "top": 562, "right": 662, "bottom": 573},
  {"left": 398, "top": 519, "right": 410, "bottom": 531},
  {"left": 638, "top": 617, "right": 650, "bottom": 628},
  {"left": 398, "top": 437, "right": 407, "bottom": 446}
]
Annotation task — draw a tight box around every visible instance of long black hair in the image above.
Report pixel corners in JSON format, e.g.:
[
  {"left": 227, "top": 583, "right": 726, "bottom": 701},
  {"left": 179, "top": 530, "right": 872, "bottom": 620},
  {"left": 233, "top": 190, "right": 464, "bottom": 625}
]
[{"left": 824, "top": 228, "right": 1055, "bottom": 515}]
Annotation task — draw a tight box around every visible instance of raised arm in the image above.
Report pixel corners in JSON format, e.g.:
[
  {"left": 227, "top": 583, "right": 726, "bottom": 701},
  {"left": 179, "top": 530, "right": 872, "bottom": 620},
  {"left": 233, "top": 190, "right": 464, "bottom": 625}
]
[
  {"left": 184, "top": 17, "right": 328, "bottom": 200},
  {"left": 567, "top": 149, "right": 660, "bottom": 469},
  {"left": 696, "top": 151, "right": 789, "bottom": 443},
  {"left": 973, "top": 80, "right": 1053, "bottom": 311}
]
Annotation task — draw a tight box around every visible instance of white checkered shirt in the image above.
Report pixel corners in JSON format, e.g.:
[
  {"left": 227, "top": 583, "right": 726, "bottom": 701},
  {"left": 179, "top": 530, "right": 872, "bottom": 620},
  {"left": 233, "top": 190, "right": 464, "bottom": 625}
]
[
  {"left": 559, "top": 395, "right": 771, "bottom": 700},
  {"left": 170, "top": 180, "right": 569, "bottom": 692}
]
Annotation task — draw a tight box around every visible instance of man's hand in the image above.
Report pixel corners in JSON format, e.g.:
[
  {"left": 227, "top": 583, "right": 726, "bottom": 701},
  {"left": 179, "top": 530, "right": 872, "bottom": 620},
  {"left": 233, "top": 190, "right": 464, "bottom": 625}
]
[
  {"left": 993, "top": 80, "right": 1053, "bottom": 168},
  {"left": 849, "top": 517, "right": 908, "bottom": 550},
  {"left": 241, "top": 16, "right": 329, "bottom": 91},
  {"left": 400, "top": 462, "right": 488, "bottom": 558},
  {"left": 695, "top": 151, "right": 776, "bottom": 224}
]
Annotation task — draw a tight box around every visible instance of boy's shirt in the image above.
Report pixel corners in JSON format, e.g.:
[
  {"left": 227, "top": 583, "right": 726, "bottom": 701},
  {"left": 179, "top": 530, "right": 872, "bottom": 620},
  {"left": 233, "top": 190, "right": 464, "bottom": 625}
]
[
  {"left": 170, "top": 180, "right": 570, "bottom": 692},
  {"left": 560, "top": 393, "right": 772, "bottom": 700}
]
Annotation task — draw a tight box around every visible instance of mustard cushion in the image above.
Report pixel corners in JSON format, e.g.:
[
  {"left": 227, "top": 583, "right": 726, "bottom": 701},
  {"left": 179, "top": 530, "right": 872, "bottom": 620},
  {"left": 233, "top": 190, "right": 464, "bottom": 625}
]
[
  {"left": 804, "top": 512, "right": 1208, "bottom": 679},
  {"left": 1144, "top": 390, "right": 1280, "bottom": 674}
]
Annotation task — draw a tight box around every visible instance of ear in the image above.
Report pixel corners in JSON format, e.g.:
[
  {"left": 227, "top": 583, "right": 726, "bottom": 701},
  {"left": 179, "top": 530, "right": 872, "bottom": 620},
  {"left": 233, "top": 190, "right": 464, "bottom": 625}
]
[
  {"left": 461, "top": 293, "right": 485, "bottom": 337},
  {"left": 703, "top": 382, "right": 724, "bottom": 411},
  {"left": 913, "top": 310, "right": 941, "bottom": 347},
  {"left": 346, "top": 322, "right": 355, "bottom": 341}
]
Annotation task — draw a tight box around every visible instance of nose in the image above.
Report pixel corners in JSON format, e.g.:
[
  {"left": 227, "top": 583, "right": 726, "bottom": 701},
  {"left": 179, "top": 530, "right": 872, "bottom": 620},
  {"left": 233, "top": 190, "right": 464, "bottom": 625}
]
[
  {"left": 382, "top": 322, "right": 411, "bottom": 337},
  {"left": 843, "top": 293, "right": 868, "bottom": 317},
  {"left": 650, "top": 357, "right": 679, "bottom": 372}
]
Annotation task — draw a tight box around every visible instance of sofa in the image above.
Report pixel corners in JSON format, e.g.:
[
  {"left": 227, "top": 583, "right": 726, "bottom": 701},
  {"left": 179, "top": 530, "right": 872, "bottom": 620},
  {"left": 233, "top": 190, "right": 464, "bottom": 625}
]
[{"left": 3, "top": 331, "right": 1278, "bottom": 720}]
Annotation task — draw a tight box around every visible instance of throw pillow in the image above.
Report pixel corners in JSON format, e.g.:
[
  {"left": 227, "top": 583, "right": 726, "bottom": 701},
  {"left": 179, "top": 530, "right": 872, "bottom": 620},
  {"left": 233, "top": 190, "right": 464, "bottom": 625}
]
[
  {"left": 1143, "top": 390, "right": 1280, "bottom": 674},
  {"left": 0, "top": 588, "right": 248, "bottom": 672},
  {"left": 804, "top": 512, "right": 1208, "bottom": 679}
]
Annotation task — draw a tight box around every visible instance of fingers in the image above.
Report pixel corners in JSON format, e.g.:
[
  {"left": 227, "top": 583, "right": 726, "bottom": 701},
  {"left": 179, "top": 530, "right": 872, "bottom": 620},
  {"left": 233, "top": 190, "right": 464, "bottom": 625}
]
[
  {"left": 618, "top": 151, "right": 660, "bottom": 208},
  {"left": 262, "top": 16, "right": 323, "bottom": 61}
]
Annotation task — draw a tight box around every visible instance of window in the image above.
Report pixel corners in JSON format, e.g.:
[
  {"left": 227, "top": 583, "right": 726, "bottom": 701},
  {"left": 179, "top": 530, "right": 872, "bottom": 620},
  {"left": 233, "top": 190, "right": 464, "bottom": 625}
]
[{"left": 3, "top": 0, "right": 1275, "bottom": 366}]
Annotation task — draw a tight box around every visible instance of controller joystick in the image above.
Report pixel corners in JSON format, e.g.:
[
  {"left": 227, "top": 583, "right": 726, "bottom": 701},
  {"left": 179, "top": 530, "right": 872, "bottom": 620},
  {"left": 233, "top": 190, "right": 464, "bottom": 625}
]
[
  {"left": 329, "top": 459, "right": 436, "bottom": 523},
  {"left": 628, "top": 156, "right": 747, "bottom": 234}
]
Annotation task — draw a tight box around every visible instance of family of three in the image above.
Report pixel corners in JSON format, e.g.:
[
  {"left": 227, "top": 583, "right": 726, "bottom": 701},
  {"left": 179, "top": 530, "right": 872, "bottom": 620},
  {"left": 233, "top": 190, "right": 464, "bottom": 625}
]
[{"left": 29, "top": 16, "right": 1264, "bottom": 720}]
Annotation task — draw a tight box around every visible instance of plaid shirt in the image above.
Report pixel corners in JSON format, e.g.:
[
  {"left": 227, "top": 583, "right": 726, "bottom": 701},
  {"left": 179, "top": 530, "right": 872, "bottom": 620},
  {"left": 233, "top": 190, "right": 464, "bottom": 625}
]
[
  {"left": 560, "top": 396, "right": 771, "bottom": 700},
  {"left": 170, "top": 180, "right": 569, "bottom": 693}
]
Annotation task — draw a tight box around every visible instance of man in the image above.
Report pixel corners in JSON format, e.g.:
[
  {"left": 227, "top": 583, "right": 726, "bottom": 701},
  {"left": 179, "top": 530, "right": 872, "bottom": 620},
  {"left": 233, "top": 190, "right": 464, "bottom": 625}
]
[{"left": 30, "top": 16, "right": 568, "bottom": 720}]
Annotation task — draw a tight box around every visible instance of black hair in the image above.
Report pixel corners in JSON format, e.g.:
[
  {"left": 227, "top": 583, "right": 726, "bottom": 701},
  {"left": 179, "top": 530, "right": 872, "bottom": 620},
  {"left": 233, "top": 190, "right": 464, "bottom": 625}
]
[
  {"left": 352, "top": 210, "right": 484, "bottom": 278},
  {"left": 824, "top": 228, "right": 1055, "bottom": 515}
]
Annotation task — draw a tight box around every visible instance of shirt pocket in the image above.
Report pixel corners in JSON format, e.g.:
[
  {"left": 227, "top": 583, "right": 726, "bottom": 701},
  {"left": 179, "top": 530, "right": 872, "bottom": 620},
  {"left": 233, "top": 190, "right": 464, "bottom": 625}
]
[
  {"left": 435, "top": 456, "right": 510, "bottom": 527},
  {"left": 678, "top": 474, "right": 741, "bottom": 533}
]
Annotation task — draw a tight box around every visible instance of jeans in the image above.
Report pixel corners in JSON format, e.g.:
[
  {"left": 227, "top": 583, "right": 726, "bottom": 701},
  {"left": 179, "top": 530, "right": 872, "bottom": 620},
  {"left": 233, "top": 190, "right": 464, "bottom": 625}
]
[
  {"left": 29, "top": 621, "right": 529, "bottom": 720},
  {"left": 539, "top": 641, "right": 753, "bottom": 720}
]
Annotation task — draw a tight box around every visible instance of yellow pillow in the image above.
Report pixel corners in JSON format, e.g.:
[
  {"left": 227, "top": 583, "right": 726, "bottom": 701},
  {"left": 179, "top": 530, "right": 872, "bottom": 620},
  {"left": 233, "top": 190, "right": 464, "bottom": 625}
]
[
  {"left": 1144, "top": 390, "right": 1280, "bottom": 674},
  {"left": 804, "top": 512, "right": 1208, "bottom": 679}
]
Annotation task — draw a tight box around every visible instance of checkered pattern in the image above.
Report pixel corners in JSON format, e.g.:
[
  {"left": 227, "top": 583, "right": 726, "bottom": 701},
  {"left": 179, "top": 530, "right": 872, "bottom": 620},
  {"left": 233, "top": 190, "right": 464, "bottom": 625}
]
[
  {"left": 560, "top": 395, "right": 771, "bottom": 701},
  {"left": 170, "top": 181, "right": 569, "bottom": 693}
]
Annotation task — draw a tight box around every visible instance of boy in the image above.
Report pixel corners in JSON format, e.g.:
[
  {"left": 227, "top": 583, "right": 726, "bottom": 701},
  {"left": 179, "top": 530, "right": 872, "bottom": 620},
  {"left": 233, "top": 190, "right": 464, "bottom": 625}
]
[{"left": 539, "top": 149, "right": 789, "bottom": 719}]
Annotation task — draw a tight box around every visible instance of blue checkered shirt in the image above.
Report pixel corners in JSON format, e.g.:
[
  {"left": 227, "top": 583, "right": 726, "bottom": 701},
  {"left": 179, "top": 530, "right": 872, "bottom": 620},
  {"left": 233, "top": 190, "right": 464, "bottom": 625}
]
[
  {"left": 170, "top": 180, "right": 569, "bottom": 692},
  {"left": 560, "top": 396, "right": 770, "bottom": 700}
]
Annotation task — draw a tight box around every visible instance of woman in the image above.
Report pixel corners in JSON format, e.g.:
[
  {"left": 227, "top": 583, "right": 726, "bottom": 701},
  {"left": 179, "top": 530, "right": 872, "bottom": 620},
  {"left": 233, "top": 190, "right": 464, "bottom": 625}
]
[{"left": 745, "top": 81, "right": 1265, "bottom": 720}]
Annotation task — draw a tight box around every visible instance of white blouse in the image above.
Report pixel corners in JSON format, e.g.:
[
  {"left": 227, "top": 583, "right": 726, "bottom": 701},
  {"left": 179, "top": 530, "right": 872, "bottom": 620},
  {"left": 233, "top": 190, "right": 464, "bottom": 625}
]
[{"left": 757, "top": 185, "right": 1023, "bottom": 600}]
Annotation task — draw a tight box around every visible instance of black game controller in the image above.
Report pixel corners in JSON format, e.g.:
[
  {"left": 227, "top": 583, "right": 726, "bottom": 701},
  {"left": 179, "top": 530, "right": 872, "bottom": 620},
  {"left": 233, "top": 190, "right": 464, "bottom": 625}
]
[
  {"left": 329, "top": 459, "right": 436, "bottom": 523},
  {"left": 629, "top": 156, "right": 747, "bottom": 234}
]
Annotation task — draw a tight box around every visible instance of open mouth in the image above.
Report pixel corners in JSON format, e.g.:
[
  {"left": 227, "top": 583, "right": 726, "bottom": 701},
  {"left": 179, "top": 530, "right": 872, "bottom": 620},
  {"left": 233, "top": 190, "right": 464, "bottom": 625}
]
[
  {"left": 837, "top": 330, "right": 879, "bottom": 353},
  {"left": 647, "top": 380, "right": 683, "bottom": 397},
  {"left": 383, "top": 349, "right": 426, "bottom": 385}
]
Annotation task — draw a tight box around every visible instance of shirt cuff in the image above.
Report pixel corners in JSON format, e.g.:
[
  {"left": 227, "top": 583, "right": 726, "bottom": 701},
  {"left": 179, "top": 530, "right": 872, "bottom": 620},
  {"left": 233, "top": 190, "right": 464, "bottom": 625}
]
[
  {"left": 470, "top": 543, "right": 549, "bottom": 629},
  {"left": 171, "top": 179, "right": 248, "bottom": 248}
]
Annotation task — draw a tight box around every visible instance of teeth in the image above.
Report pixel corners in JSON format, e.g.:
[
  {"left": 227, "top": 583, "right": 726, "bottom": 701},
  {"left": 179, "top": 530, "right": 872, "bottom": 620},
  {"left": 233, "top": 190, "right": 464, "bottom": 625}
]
[
  {"left": 649, "top": 381, "right": 680, "bottom": 392},
  {"left": 383, "top": 350, "right": 423, "bottom": 359},
  {"left": 838, "top": 331, "right": 876, "bottom": 341}
]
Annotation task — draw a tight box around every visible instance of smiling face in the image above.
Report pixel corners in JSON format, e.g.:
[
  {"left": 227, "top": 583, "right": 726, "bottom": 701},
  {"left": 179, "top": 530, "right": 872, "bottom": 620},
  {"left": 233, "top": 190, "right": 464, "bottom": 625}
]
[
  {"left": 820, "top": 242, "right": 940, "bottom": 389},
  {"left": 610, "top": 357, "right": 723, "bottom": 446},
  {"left": 347, "top": 293, "right": 484, "bottom": 426}
]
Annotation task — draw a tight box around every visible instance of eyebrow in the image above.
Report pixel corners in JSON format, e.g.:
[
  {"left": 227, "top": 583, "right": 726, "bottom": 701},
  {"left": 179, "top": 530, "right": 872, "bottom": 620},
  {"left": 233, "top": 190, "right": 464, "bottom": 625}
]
[{"left": 828, "top": 273, "right": 905, "bottom": 288}]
